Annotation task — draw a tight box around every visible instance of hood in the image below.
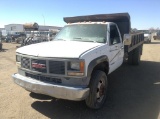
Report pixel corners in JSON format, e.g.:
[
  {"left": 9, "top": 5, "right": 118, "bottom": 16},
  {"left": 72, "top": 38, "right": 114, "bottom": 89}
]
[{"left": 16, "top": 41, "right": 103, "bottom": 58}]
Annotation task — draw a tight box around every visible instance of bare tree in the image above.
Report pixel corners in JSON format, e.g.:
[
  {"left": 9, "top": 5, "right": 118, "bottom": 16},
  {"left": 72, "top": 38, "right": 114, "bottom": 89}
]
[
  {"left": 149, "top": 27, "right": 155, "bottom": 33},
  {"left": 131, "top": 28, "right": 138, "bottom": 33}
]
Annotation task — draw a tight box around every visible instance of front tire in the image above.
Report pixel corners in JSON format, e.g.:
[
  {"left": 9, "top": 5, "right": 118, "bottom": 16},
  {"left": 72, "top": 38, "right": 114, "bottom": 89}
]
[{"left": 85, "top": 70, "right": 108, "bottom": 109}]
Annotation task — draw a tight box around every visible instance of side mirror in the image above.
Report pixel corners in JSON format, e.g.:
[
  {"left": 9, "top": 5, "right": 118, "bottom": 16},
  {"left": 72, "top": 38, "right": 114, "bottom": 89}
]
[{"left": 123, "top": 34, "right": 131, "bottom": 45}]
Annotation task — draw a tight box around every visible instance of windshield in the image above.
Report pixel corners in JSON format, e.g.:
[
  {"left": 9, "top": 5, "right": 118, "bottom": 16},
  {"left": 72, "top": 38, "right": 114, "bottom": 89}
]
[{"left": 54, "top": 24, "right": 107, "bottom": 43}]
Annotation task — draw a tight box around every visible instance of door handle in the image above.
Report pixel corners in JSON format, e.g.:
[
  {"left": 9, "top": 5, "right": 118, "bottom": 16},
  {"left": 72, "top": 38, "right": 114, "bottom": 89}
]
[{"left": 115, "top": 46, "right": 119, "bottom": 50}]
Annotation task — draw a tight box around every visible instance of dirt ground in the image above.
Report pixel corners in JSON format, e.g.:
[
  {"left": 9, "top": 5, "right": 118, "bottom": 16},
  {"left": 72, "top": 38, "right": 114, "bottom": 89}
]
[{"left": 0, "top": 40, "right": 160, "bottom": 119}]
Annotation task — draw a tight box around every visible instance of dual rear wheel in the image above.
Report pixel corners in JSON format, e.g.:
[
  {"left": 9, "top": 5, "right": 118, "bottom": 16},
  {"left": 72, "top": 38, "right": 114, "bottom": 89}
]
[{"left": 128, "top": 47, "right": 141, "bottom": 65}]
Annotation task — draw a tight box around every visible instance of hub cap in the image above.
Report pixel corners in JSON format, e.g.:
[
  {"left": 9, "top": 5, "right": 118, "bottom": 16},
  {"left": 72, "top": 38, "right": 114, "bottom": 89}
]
[{"left": 96, "top": 78, "right": 105, "bottom": 102}]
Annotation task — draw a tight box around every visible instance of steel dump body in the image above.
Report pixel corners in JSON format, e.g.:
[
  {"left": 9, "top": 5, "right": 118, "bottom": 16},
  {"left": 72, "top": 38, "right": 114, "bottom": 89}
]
[{"left": 127, "top": 33, "right": 144, "bottom": 53}]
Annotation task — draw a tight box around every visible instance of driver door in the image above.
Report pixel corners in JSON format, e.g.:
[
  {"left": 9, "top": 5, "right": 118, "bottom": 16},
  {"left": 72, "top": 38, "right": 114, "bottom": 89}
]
[{"left": 108, "top": 24, "right": 124, "bottom": 73}]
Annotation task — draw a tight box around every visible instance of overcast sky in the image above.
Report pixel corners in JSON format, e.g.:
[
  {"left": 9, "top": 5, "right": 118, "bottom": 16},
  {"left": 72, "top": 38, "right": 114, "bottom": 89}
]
[{"left": 0, "top": 0, "right": 160, "bottom": 29}]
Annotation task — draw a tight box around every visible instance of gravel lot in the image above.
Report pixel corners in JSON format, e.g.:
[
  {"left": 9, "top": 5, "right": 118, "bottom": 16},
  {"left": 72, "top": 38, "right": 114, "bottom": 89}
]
[{"left": 0, "top": 40, "right": 160, "bottom": 119}]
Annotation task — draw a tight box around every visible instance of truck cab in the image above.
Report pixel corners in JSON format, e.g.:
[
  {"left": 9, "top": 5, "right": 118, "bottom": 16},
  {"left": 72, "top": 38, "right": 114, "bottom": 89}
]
[{"left": 54, "top": 22, "right": 124, "bottom": 74}]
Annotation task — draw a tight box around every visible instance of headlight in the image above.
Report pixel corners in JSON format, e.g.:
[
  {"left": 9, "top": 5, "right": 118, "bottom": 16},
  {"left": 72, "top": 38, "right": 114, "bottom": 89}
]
[
  {"left": 67, "top": 61, "right": 85, "bottom": 76},
  {"left": 16, "top": 55, "right": 21, "bottom": 62},
  {"left": 70, "top": 62, "right": 80, "bottom": 70},
  {"left": 16, "top": 55, "right": 21, "bottom": 68}
]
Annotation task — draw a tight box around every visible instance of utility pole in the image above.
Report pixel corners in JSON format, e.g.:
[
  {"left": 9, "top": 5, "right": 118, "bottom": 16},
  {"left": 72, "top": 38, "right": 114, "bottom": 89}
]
[{"left": 42, "top": 14, "right": 45, "bottom": 26}]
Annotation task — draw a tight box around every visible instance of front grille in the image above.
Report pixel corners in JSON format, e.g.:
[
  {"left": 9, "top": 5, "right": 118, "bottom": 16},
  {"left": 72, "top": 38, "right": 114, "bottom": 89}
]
[
  {"left": 21, "top": 57, "right": 30, "bottom": 69},
  {"left": 31, "top": 59, "right": 47, "bottom": 73},
  {"left": 21, "top": 56, "right": 66, "bottom": 75},
  {"left": 26, "top": 72, "right": 62, "bottom": 84},
  {"left": 49, "top": 61, "right": 65, "bottom": 75}
]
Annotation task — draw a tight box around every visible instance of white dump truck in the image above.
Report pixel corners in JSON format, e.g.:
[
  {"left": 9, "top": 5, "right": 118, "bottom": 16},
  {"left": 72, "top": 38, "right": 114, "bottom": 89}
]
[
  {"left": 12, "top": 13, "right": 144, "bottom": 109},
  {"left": 144, "top": 33, "right": 151, "bottom": 43}
]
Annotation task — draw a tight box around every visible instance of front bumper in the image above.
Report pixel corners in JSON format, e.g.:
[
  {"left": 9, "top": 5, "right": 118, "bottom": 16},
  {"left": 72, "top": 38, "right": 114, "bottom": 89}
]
[{"left": 12, "top": 73, "right": 89, "bottom": 101}]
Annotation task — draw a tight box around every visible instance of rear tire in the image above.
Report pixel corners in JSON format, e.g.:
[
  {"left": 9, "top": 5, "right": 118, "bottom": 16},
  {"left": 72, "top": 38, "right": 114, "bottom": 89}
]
[
  {"left": 85, "top": 70, "right": 108, "bottom": 109},
  {"left": 128, "top": 51, "right": 133, "bottom": 65},
  {"left": 128, "top": 47, "right": 141, "bottom": 65},
  {"left": 132, "top": 48, "right": 140, "bottom": 65}
]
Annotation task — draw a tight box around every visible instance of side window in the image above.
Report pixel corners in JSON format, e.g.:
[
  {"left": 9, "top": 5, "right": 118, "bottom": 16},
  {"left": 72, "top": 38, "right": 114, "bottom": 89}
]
[{"left": 110, "top": 25, "right": 120, "bottom": 45}]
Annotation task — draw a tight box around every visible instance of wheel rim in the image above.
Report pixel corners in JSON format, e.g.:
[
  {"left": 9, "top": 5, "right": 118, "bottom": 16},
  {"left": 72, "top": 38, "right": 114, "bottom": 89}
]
[{"left": 96, "top": 78, "right": 105, "bottom": 102}]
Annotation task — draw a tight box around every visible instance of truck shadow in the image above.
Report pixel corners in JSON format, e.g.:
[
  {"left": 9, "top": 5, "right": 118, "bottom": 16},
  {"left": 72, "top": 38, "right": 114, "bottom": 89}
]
[
  {"left": 29, "top": 92, "right": 53, "bottom": 100},
  {"left": 31, "top": 61, "right": 160, "bottom": 119}
]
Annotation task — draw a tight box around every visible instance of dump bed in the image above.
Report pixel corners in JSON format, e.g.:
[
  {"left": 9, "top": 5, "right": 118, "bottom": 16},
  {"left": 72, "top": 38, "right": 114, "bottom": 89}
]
[{"left": 126, "top": 33, "right": 144, "bottom": 53}]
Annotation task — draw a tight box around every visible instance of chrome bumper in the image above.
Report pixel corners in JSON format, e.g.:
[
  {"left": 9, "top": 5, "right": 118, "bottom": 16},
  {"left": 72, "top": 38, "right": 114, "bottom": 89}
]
[{"left": 12, "top": 73, "right": 89, "bottom": 101}]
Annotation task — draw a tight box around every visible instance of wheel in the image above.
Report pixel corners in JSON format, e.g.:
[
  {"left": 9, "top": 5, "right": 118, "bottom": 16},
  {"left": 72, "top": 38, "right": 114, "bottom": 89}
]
[
  {"left": 0, "top": 44, "right": 2, "bottom": 50},
  {"left": 85, "top": 70, "right": 108, "bottom": 109},
  {"left": 128, "top": 47, "right": 141, "bottom": 65},
  {"left": 132, "top": 48, "right": 140, "bottom": 65},
  {"left": 128, "top": 51, "right": 133, "bottom": 65}
]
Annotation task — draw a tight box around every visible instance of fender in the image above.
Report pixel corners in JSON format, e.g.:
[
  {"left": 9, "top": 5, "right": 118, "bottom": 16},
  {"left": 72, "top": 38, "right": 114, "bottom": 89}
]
[{"left": 86, "top": 55, "right": 109, "bottom": 85}]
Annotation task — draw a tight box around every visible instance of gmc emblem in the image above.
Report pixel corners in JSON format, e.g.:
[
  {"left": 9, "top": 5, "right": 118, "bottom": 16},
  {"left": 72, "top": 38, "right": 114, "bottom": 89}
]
[{"left": 32, "top": 63, "right": 46, "bottom": 69}]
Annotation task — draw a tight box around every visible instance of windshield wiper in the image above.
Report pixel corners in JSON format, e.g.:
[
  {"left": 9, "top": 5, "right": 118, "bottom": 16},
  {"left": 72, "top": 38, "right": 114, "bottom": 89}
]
[
  {"left": 73, "top": 37, "right": 97, "bottom": 43},
  {"left": 56, "top": 39, "right": 66, "bottom": 41},
  {"left": 73, "top": 37, "right": 82, "bottom": 40},
  {"left": 83, "top": 40, "right": 97, "bottom": 43}
]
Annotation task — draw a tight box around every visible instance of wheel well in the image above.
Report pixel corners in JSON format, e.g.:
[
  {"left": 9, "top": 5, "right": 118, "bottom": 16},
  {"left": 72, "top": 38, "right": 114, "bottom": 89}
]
[{"left": 92, "top": 61, "right": 109, "bottom": 76}]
